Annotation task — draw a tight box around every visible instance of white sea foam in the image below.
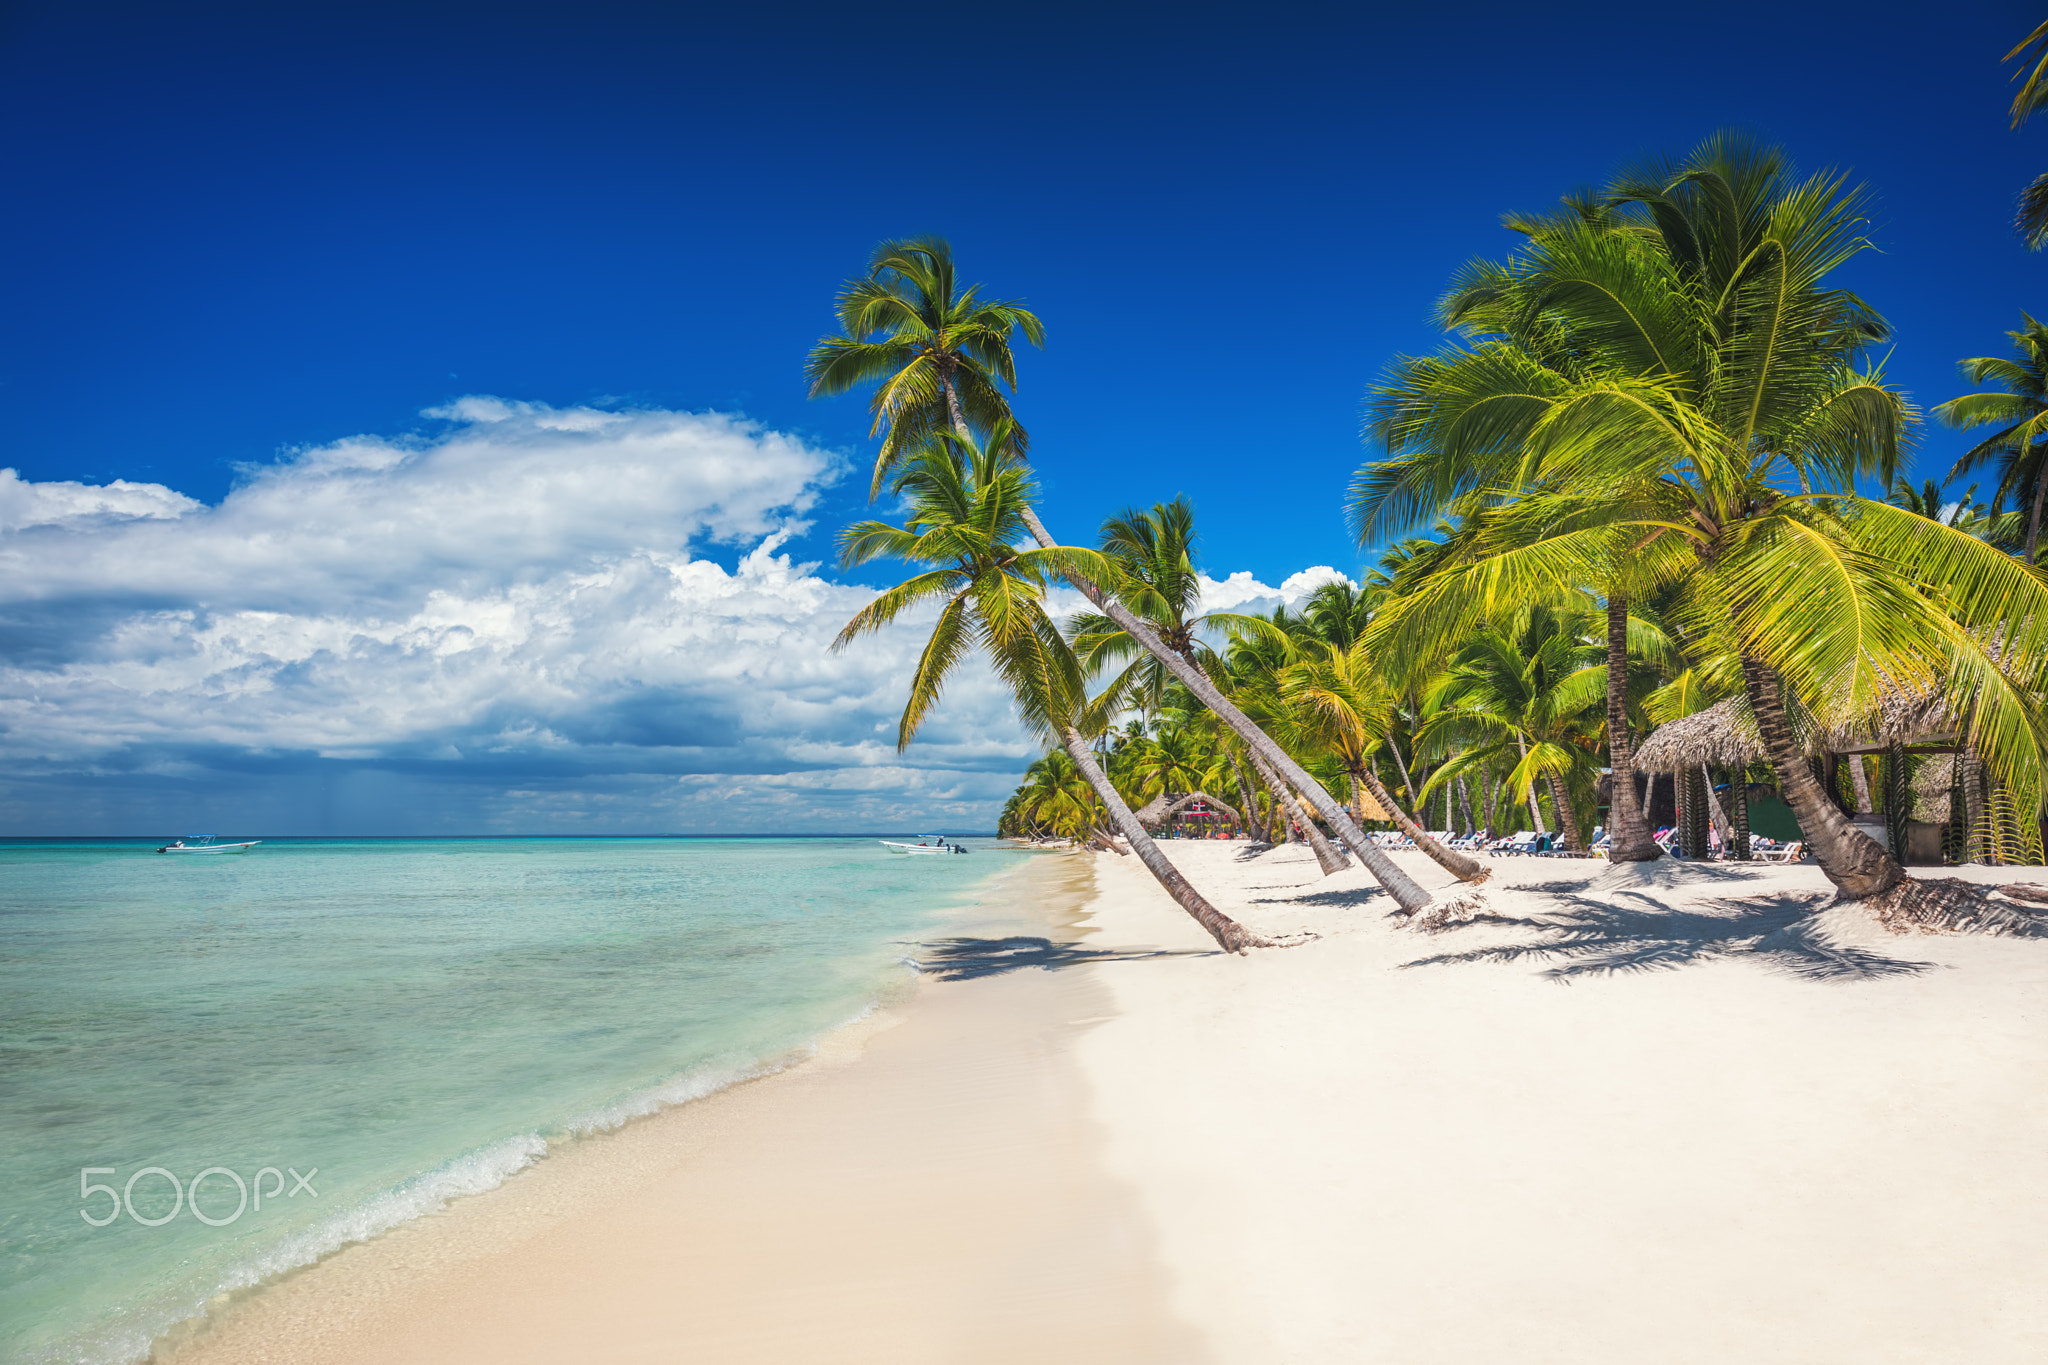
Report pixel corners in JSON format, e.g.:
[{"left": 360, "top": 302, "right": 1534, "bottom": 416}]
[{"left": 226, "top": 1132, "right": 550, "bottom": 1290}]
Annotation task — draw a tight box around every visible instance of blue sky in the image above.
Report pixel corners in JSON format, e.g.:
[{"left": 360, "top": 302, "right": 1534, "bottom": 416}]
[{"left": 1, "top": 0, "right": 2043, "bottom": 833}]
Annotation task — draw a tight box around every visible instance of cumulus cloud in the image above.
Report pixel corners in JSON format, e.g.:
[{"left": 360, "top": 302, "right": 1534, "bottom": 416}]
[
  {"left": 0, "top": 400, "right": 1349, "bottom": 834},
  {"left": 1195, "top": 565, "right": 1356, "bottom": 614},
  {"left": 0, "top": 468, "right": 201, "bottom": 532}
]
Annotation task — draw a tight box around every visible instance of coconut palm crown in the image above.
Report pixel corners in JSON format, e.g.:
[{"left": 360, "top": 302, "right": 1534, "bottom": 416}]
[
  {"left": 1936, "top": 314, "right": 2048, "bottom": 561},
  {"left": 806, "top": 237, "right": 1045, "bottom": 496}
]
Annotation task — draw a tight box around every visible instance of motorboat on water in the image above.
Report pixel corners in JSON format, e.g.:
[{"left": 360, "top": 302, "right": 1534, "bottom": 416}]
[
  {"left": 156, "top": 836, "right": 262, "bottom": 855},
  {"left": 879, "top": 836, "right": 969, "bottom": 856}
]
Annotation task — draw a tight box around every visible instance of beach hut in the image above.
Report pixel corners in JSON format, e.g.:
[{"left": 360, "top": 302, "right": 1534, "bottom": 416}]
[
  {"left": 1132, "top": 790, "right": 1247, "bottom": 838},
  {"left": 1633, "top": 689, "right": 1974, "bottom": 864}
]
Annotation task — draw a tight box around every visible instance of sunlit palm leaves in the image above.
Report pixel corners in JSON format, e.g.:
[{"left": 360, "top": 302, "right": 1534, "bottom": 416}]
[
  {"left": 834, "top": 423, "right": 1110, "bottom": 749},
  {"left": 1354, "top": 135, "right": 2048, "bottom": 839},
  {"left": 806, "top": 237, "right": 1045, "bottom": 495},
  {"left": 1936, "top": 315, "right": 2048, "bottom": 558}
]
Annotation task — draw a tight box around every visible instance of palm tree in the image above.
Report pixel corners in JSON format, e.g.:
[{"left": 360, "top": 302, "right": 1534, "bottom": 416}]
[
  {"left": 1935, "top": 315, "right": 2048, "bottom": 562},
  {"left": 806, "top": 238, "right": 1045, "bottom": 495},
  {"left": 1068, "top": 497, "right": 1356, "bottom": 876},
  {"left": 832, "top": 425, "right": 1272, "bottom": 953},
  {"left": 812, "top": 239, "right": 1436, "bottom": 915},
  {"left": 1289, "top": 580, "right": 1494, "bottom": 880},
  {"left": 2005, "top": 20, "right": 2048, "bottom": 248},
  {"left": 1013, "top": 750, "right": 1110, "bottom": 843},
  {"left": 1416, "top": 607, "right": 1608, "bottom": 851},
  {"left": 1357, "top": 134, "right": 2048, "bottom": 916}
]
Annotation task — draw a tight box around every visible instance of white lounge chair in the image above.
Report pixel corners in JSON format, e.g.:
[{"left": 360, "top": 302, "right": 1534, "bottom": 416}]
[{"left": 1755, "top": 841, "right": 1805, "bottom": 863}]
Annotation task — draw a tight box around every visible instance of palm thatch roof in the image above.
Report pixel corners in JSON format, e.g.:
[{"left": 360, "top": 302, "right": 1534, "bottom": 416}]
[
  {"left": 1633, "top": 697, "right": 1764, "bottom": 772},
  {"left": 1131, "top": 790, "right": 1245, "bottom": 826},
  {"left": 1636, "top": 687, "right": 1958, "bottom": 774}
]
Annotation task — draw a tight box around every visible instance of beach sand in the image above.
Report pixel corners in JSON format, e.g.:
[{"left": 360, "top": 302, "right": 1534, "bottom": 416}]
[
  {"left": 163, "top": 841, "right": 2048, "bottom": 1363},
  {"left": 1081, "top": 841, "right": 2048, "bottom": 1364},
  {"left": 163, "top": 851, "right": 1205, "bottom": 1365}
]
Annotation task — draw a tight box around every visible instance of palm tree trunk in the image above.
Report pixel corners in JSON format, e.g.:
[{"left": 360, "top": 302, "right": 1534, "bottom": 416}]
[
  {"left": 1739, "top": 656, "right": 1906, "bottom": 899},
  {"left": 1847, "top": 755, "right": 1874, "bottom": 814},
  {"left": 1701, "top": 764, "right": 1735, "bottom": 847},
  {"left": 1018, "top": 506, "right": 1438, "bottom": 912},
  {"left": 1223, "top": 749, "right": 1261, "bottom": 843},
  {"left": 1603, "top": 594, "right": 1660, "bottom": 861},
  {"left": 2028, "top": 464, "right": 2048, "bottom": 565},
  {"left": 1387, "top": 738, "right": 1419, "bottom": 811},
  {"left": 1544, "top": 773, "right": 1583, "bottom": 851},
  {"left": 1351, "top": 765, "right": 1491, "bottom": 881},
  {"left": 1516, "top": 733, "right": 1547, "bottom": 833},
  {"left": 1056, "top": 725, "right": 1267, "bottom": 952},
  {"left": 1248, "top": 749, "right": 1350, "bottom": 874},
  {"left": 1480, "top": 774, "right": 1497, "bottom": 836}
]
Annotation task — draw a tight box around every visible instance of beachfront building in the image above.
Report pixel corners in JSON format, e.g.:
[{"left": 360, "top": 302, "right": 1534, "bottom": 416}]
[
  {"left": 1132, "top": 790, "right": 1248, "bottom": 839},
  {"left": 1633, "top": 692, "right": 2013, "bottom": 865}
]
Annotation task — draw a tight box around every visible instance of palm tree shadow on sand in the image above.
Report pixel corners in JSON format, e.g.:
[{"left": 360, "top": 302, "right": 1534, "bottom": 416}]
[
  {"left": 1401, "top": 891, "right": 1941, "bottom": 983},
  {"left": 907, "top": 936, "right": 1215, "bottom": 981},
  {"left": 1252, "top": 886, "right": 1385, "bottom": 909}
]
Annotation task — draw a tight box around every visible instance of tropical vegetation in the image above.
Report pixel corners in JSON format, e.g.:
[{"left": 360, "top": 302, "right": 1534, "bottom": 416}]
[{"left": 816, "top": 130, "right": 2048, "bottom": 948}]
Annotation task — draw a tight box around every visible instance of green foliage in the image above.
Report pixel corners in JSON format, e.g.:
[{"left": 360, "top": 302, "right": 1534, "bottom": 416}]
[{"left": 807, "top": 237, "right": 1044, "bottom": 496}]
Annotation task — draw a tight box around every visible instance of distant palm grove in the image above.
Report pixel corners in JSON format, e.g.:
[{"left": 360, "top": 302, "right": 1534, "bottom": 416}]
[{"left": 811, "top": 97, "right": 2048, "bottom": 950}]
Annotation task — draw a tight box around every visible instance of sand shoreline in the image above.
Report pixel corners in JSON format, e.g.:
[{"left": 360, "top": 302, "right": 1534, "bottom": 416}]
[
  {"left": 160, "top": 849, "right": 1204, "bottom": 1364},
  {"left": 159, "top": 840, "right": 2048, "bottom": 1363}
]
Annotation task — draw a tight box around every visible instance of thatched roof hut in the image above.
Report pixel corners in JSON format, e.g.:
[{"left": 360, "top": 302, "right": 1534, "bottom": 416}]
[
  {"left": 1635, "top": 688, "right": 1957, "bottom": 774},
  {"left": 1132, "top": 790, "right": 1245, "bottom": 827},
  {"left": 1633, "top": 697, "right": 1764, "bottom": 772}
]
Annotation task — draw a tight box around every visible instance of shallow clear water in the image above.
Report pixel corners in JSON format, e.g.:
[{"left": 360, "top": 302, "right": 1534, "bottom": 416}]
[{"left": 0, "top": 836, "right": 1000, "bottom": 1364}]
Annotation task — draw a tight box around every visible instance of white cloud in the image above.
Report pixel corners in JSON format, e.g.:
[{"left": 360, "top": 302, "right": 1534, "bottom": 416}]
[
  {"left": 0, "top": 468, "right": 201, "bottom": 532},
  {"left": 0, "top": 400, "right": 1348, "bottom": 833},
  {"left": 1195, "top": 565, "right": 1356, "bottom": 614}
]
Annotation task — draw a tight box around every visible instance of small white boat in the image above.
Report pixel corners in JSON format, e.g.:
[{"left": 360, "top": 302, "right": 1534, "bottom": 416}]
[
  {"left": 156, "top": 836, "right": 261, "bottom": 855},
  {"left": 880, "top": 837, "right": 967, "bottom": 856}
]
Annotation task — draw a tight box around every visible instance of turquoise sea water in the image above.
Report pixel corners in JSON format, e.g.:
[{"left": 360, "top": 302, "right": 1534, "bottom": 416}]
[{"left": 0, "top": 837, "right": 1001, "bottom": 1364}]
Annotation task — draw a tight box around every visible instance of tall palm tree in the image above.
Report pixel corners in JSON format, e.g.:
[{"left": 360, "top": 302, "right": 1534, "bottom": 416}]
[
  {"left": 1357, "top": 134, "right": 2048, "bottom": 916},
  {"left": 1936, "top": 315, "right": 2048, "bottom": 562},
  {"left": 833, "top": 426, "right": 1272, "bottom": 952},
  {"left": 1068, "top": 497, "right": 1356, "bottom": 876},
  {"left": 812, "top": 239, "right": 1436, "bottom": 915},
  {"left": 806, "top": 238, "right": 1045, "bottom": 495}
]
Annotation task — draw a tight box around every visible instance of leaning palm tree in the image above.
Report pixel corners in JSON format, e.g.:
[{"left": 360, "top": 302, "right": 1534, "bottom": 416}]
[
  {"left": 1936, "top": 315, "right": 2048, "bottom": 562},
  {"left": 832, "top": 425, "right": 1275, "bottom": 952},
  {"left": 1290, "top": 580, "right": 1494, "bottom": 880},
  {"left": 1358, "top": 134, "right": 2048, "bottom": 922},
  {"left": 811, "top": 239, "right": 1436, "bottom": 915},
  {"left": 1068, "top": 497, "right": 1356, "bottom": 877},
  {"left": 806, "top": 237, "right": 1045, "bottom": 495}
]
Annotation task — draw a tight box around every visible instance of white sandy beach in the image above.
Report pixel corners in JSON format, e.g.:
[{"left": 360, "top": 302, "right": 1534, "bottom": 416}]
[
  {"left": 166, "top": 843, "right": 2048, "bottom": 1363},
  {"left": 1082, "top": 842, "right": 2048, "bottom": 1364}
]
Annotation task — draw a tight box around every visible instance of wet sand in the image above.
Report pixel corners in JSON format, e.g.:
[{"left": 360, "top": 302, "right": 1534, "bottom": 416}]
[{"left": 164, "top": 851, "right": 1206, "bottom": 1365}]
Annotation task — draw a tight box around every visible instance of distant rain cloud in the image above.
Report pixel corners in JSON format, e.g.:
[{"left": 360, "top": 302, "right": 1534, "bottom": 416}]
[{"left": 0, "top": 401, "right": 1344, "bottom": 833}]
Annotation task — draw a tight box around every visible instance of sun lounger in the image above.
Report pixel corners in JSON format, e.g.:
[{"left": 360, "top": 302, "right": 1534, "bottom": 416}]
[{"left": 1755, "top": 841, "right": 1805, "bottom": 863}]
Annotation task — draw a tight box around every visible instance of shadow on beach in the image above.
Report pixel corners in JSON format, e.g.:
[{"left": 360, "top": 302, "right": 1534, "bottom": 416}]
[
  {"left": 1252, "top": 886, "right": 1386, "bottom": 909},
  {"left": 1401, "top": 891, "right": 1938, "bottom": 983},
  {"left": 908, "top": 935, "right": 1214, "bottom": 980}
]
